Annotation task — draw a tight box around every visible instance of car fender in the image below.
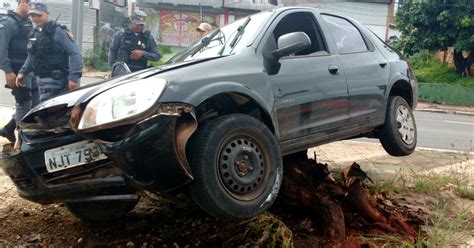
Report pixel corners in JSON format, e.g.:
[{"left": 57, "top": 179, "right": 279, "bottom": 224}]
[
  {"left": 385, "top": 72, "right": 413, "bottom": 106},
  {"left": 185, "top": 81, "right": 273, "bottom": 113}
]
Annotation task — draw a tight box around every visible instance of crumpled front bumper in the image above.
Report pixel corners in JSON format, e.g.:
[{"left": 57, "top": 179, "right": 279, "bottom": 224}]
[
  {"left": 0, "top": 104, "right": 197, "bottom": 204},
  {"left": 0, "top": 135, "right": 133, "bottom": 205},
  {"left": 98, "top": 112, "right": 196, "bottom": 192}
]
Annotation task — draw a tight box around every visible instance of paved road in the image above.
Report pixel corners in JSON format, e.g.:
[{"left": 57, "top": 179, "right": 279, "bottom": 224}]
[
  {"left": 0, "top": 71, "right": 103, "bottom": 106},
  {"left": 357, "top": 111, "right": 473, "bottom": 152},
  {"left": 411, "top": 111, "right": 473, "bottom": 152},
  {"left": 0, "top": 71, "right": 11, "bottom": 106},
  {"left": 1, "top": 72, "right": 473, "bottom": 151}
]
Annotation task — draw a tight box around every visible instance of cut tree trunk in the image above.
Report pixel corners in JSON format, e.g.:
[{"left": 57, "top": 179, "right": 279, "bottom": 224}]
[
  {"left": 453, "top": 50, "right": 473, "bottom": 77},
  {"left": 280, "top": 157, "right": 418, "bottom": 244},
  {"left": 279, "top": 158, "right": 346, "bottom": 241}
]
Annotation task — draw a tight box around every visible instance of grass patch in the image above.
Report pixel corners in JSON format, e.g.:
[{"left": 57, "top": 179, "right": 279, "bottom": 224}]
[
  {"left": 83, "top": 49, "right": 110, "bottom": 72},
  {"left": 359, "top": 201, "right": 473, "bottom": 247},
  {"left": 410, "top": 51, "right": 474, "bottom": 87},
  {"left": 370, "top": 176, "right": 406, "bottom": 193},
  {"left": 367, "top": 168, "right": 472, "bottom": 200},
  {"left": 366, "top": 169, "right": 408, "bottom": 193},
  {"left": 359, "top": 234, "right": 424, "bottom": 248},
  {"left": 423, "top": 202, "right": 474, "bottom": 247},
  {"left": 411, "top": 172, "right": 462, "bottom": 194},
  {"left": 224, "top": 213, "right": 293, "bottom": 248},
  {"left": 457, "top": 187, "right": 474, "bottom": 201},
  {"left": 0, "top": 240, "right": 8, "bottom": 246}
]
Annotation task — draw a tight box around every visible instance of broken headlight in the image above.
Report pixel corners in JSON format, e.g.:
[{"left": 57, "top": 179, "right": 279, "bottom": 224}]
[{"left": 78, "top": 78, "right": 167, "bottom": 130}]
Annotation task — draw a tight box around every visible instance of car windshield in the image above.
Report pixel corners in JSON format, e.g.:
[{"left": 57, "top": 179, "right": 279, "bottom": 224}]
[{"left": 166, "top": 11, "right": 272, "bottom": 64}]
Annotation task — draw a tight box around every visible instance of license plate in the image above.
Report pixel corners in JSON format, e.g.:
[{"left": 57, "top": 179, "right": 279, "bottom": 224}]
[{"left": 44, "top": 141, "right": 107, "bottom": 173}]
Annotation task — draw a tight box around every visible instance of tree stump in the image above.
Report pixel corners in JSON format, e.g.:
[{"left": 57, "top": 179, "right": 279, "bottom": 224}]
[{"left": 280, "top": 157, "right": 417, "bottom": 244}]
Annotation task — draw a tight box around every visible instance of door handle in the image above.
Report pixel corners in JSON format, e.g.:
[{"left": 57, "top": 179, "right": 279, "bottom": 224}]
[
  {"left": 328, "top": 65, "right": 339, "bottom": 74},
  {"left": 378, "top": 60, "right": 388, "bottom": 68}
]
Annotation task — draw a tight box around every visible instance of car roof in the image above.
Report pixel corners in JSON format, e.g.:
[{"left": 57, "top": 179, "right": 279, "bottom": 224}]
[
  {"left": 270, "top": 6, "right": 328, "bottom": 14},
  {"left": 267, "top": 6, "right": 361, "bottom": 26}
]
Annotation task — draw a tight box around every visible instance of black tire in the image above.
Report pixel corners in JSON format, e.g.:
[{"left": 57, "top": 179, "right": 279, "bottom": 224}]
[
  {"left": 378, "top": 96, "right": 417, "bottom": 156},
  {"left": 65, "top": 200, "right": 139, "bottom": 222},
  {"left": 189, "top": 114, "right": 283, "bottom": 219}
]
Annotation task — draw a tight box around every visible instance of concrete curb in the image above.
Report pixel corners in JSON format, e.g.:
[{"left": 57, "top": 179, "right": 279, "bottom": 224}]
[
  {"left": 415, "top": 108, "right": 474, "bottom": 117},
  {"left": 414, "top": 146, "right": 474, "bottom": 155},
  {"left": 344, "top": 140, "right": 474, "bottom": 155}
]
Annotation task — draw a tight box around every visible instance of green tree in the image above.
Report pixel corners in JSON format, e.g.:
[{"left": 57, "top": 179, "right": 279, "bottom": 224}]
[{"left": 396, "top": 0, "right": 474, "bottom": 76}]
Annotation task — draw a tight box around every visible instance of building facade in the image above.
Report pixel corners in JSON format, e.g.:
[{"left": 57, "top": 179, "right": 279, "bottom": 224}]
[
  {"left": 134, "top": 0, "right": 278, "bottom": 47},
  {"left": 279, "top": 0, "right": 398, "bottom": 40}
]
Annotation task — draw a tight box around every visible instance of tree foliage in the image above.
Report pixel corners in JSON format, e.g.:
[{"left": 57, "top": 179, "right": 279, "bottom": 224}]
[{"left": 396, "top": 0, "right": 474, "bottom": 75}]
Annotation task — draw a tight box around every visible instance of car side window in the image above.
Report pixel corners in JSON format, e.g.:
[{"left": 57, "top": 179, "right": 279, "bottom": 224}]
[
  {"left": 322, "top": 15, "right": 368, "bottom": 54},
  {"left": 272, "top": 12, "right": 327, "bottom": 56}
]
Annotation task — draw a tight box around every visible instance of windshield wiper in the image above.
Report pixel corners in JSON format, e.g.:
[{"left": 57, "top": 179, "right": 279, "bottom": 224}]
[
  {"left": 166, "top": 29, "right": 221, "bottom": 65},
  {"left": 229, "top": 17, "right": 251, "bottom": 48}
]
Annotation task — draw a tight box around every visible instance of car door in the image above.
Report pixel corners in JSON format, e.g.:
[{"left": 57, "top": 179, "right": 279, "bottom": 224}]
[
  {"left": 261, "top": 10, "right": 349, "bottom": 141},
  {"left": 321, "top": 14, "right": 389, "bottom": 125}
]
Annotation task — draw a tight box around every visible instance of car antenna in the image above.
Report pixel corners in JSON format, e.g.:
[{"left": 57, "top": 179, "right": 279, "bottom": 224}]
[{"left": 54, "top": 13, "right": 61, "bottom": 24}]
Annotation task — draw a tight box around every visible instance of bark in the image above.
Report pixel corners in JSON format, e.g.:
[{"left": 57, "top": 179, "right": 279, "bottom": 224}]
[
  {"left": 280, "top": 159, "right": 418, "bottom": 242},
  {"left": 453, "top": 50, "right": 473, "bottom": 77},
  {"left": 280, "top": 161, "right": 346, "bottom": 241}
]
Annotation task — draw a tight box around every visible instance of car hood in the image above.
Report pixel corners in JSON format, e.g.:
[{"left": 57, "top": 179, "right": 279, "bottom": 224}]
[{"left": 22, "top": 57, "right": 222, "bottom": 124}]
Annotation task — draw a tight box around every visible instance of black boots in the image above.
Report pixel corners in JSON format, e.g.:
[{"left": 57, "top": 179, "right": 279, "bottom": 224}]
[{"left": 0, "top": 118, "right": 16, "bottom": 143}]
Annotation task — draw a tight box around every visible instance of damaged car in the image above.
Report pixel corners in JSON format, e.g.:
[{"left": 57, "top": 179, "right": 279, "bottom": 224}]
[{"left": 0, "top": 7, "right": 417, "bottom": 222}]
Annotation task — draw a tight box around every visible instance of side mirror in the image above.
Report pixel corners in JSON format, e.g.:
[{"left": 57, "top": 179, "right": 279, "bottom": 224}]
[
  {"left": 272, "top": 32, "right": 311, "bottom": 59},
  {"left": 111, "top": 62, "right": 131, "bottom": 77}
]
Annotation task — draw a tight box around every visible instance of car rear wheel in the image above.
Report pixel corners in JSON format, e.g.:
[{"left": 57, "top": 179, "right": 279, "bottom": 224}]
[
  {"left": 65, "top": 200, "right": 139, "bottom": 222},
  {"left": 189, "top": 114, "right": 283, "bottom": 219},
  {"left": 378, "top": 96, "right": 417, "bottom": 156}
]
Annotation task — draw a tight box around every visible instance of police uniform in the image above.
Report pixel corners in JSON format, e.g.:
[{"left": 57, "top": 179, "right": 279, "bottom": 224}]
[
  {"left": 108, "top": 10, "right": 160, "bottom": 72},
  {"left": 0, "top": 8, "right": 39, "bottom": 142},
  {"left": 19, "top": 2, "right": 83, "bottom": 102}
]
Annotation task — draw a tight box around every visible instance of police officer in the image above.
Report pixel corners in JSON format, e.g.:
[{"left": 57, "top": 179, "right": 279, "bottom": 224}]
[
  {"left": 0, "top": 0, "right": 38, "bottom": 143},
  {"left": 17, "top": 0, "right": 83, "bottom": 103},
  {"left": 108, "top": 10, "right": 160, "bottom": 72}
]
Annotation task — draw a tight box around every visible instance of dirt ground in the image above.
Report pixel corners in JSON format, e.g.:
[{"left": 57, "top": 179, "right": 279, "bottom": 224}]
[
  {"left": 1, "top": 166, "right": 472, "bottom": 247},
  {"left": 0, "top": 135, "right": 472, "bottom": 247}
]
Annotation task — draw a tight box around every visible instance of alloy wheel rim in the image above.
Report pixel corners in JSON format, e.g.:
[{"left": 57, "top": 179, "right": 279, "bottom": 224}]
[{"left": 396, "top": 105, "right": 415, "bottom": 145}]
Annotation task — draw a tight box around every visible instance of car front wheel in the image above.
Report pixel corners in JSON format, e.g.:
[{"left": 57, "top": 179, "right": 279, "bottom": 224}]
[
  {"left": 378, "top": 96, "right": 417, "bottom": 156},
  {"left": 189, "top": 114, "right": 283, "bottom": 219}
]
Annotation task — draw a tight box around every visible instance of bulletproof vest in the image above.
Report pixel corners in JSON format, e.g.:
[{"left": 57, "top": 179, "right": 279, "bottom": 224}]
[
  {"left": 0, "top": 11, "right": 32, "bottom": 70},
  {"left": 117, "top": 29, "right": 150, "bottom": 71},
  {"left": 28, "top": 21, "right": 69, "bottom": 77}
]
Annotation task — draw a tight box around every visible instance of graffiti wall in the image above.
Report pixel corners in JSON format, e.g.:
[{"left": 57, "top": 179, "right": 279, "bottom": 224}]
[
  {"left": 0, "top": 0, "right": 17, "bottom": 10},
  {"left": 159, "top": 9, "right": 220, "bottom": 47}
]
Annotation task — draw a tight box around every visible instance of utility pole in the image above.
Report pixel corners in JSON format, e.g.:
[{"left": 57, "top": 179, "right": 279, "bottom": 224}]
[
  {"left": 71, "top": 0, "right": 84, "bottom": 51},
  {"left": 71, "top": 0, "right": 84, "bottom": 86},
  {"left": 385, "top": 0, "right": 395, "bottom": 42},
  {"left": 199, "top": 3, "right": 202, "bottom": 22}
]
